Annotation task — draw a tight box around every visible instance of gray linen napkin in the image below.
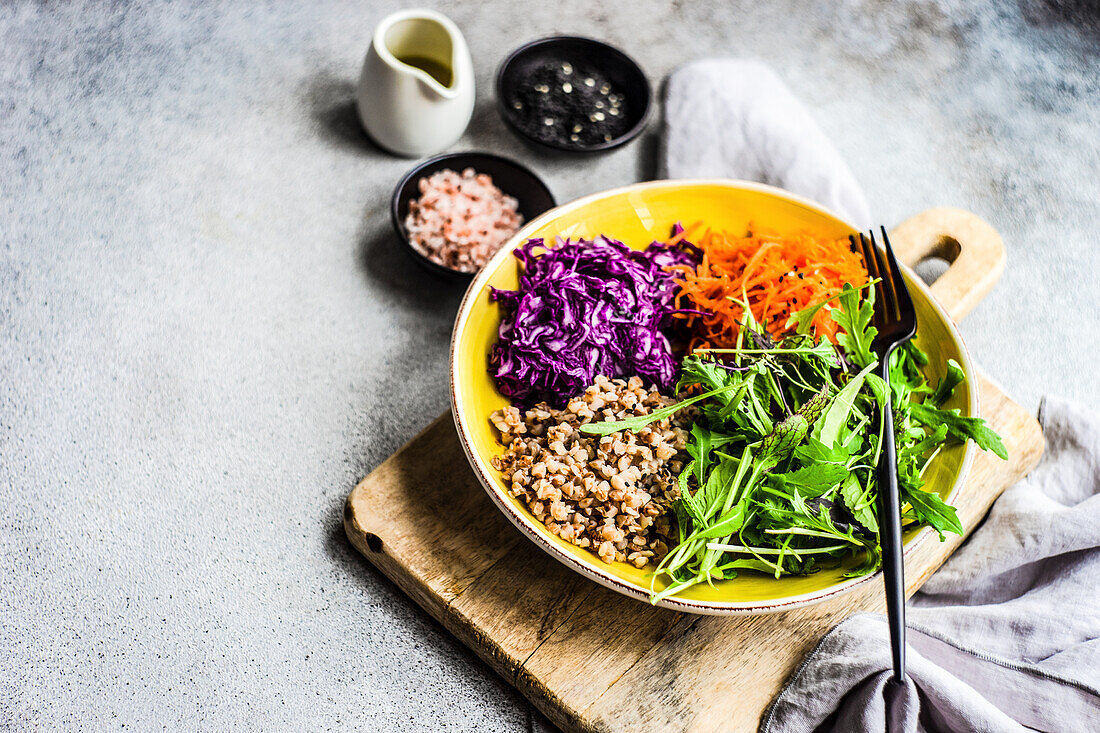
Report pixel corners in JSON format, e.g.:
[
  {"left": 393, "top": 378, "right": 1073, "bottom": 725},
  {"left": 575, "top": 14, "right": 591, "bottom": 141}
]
[
  {"left": 663, "top": 59, "right": 872, "bottom": 229},
  {"left": 664, "top": 63, "right": 1100, "bottom": 732},
  {"left": 761, "top": 399, "right": 1100, "bottom": 732}
]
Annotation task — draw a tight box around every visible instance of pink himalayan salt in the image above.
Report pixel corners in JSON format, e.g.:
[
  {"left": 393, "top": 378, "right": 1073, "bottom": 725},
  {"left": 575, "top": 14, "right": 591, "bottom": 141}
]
[{"left": 405, "top": 168, "right": 523, "bottom": 273}]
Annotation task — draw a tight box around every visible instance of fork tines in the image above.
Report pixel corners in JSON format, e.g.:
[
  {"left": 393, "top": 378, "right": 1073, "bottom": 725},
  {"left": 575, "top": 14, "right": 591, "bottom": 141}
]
[{"left": 849, "top": 228, "right": 916, "bottom": 339}]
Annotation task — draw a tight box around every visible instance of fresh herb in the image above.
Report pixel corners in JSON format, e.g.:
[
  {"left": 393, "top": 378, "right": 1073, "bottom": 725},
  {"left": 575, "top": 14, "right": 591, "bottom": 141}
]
[
  {"left": 930, "top": 359, "right": 965, "bottom": 406},
  {"left": 910, "top": 403, "right": 1008, "bottom": 459},
  {"left": 583, "top": 282, "right": 1007, "bottom": 602},
  {"left": 832, "top": 282, "right": 878, "bottom": 369}
]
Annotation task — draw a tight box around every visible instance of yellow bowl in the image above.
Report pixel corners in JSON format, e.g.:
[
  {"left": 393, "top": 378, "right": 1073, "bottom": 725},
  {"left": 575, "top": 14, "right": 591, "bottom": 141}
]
[{"left": 450, "top": 180, "right": 976, "bottom": 615}]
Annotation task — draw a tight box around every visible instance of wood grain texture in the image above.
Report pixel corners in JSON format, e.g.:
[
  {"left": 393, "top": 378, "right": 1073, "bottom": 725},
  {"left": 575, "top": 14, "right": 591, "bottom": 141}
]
[
  {"left": 345, "top": 378, "right": 1042, "bottom": 733},
  {"left": 343, "top": 209, "right": 1042, "bottom": 732},
  {"left": 890, "top": 207, "right": 1007, "bottom": 323}
]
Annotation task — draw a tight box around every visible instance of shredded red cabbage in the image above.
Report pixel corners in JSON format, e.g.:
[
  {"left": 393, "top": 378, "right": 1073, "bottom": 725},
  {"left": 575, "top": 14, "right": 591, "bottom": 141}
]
[{"left": 489, "top": 229, "right": 700, "bottom": 407}]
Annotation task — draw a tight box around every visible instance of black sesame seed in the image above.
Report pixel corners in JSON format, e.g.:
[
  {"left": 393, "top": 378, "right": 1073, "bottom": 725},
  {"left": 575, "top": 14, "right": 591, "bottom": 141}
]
[{"left": 509, "top": 60, "right": 630, "bottom": 147}]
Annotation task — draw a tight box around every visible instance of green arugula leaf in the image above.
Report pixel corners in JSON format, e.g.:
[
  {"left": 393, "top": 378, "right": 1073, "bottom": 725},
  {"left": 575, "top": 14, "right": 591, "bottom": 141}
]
[
  {"left": 771, "top": 463, "right": 848, "bottom": 497},
  {"left": 931, "top": 359, "right": 966, "bottom": 406},
  {"left": 672, "top": 501, "right": 692, "bottom": 546},
  {"left": 785, "top": 297, "right": 837, "bottom": 336},
  {"left": 839, "top": 474, "right": 878, "bottom": 534},
  {"left": 806, "top": 339, "right": 839, "bottom": 365},
  {"left": 793, "top": 437, "right": 851, "bottom": 466},
  {"left": 865, "top": 372, "right": 888, "bottom": 409},
  {"left": 902, "top": 340, "right": 929, "bottom": 367},
  {"left": 579, "top": 381, "right": 739, "bottom": 436},
  {"left": 715, "top": 379, "right": 754, "bottom": 424},
  {"left": 889, "top": 342, "right": 927, "bottom": 394},
  {"left": 714, "top": 558, "right": 782, "bottom": 578},
  {"left": 700, "top": 455, "right": 741, "bottom": 520},
  {"left": 691, "top": 503, "right": 749, "bottom": 540},
  {"left": 845, "top": 540, "right": 883, "bottom": 577},
  {"left": 900, "top": 424, "right": 949, "bottom": 461},
  {"left": 785, "top": 280, "right": 877, "bottom": 336},
  {"left": 902, "top": 485, "right": 963, "bottom": 539},
  {"left": 832, "top": 282, "right": 878, "bottom": 369},
  {"left": 910, "top": 403, "right": 1008, "bottom": 459},
  {"left": 677, "top": 461, "right": 705, "bottom": 527},
  {"left": 687, "top": 423, "right": 714, "bottom": 494},
  {"left": 677, "top": 354, "right": 737, "bottom": 395},
  {"left": 814, "top": 361, "right": 878, "bottom": 448},
  {"left": 745, "top": 382, "right": 774, "bottom": 435}
]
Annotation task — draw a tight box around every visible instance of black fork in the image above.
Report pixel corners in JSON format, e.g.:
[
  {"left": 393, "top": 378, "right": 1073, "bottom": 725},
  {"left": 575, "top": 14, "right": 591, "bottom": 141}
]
[{"left": 850, "top": 227, "right": 917, "bottom": 686}]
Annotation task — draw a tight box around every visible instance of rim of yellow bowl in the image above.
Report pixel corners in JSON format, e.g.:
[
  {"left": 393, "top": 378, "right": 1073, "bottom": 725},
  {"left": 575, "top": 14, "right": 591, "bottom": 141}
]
[{"left": 449, "top": 178, "right": 978, "bottom": 615}]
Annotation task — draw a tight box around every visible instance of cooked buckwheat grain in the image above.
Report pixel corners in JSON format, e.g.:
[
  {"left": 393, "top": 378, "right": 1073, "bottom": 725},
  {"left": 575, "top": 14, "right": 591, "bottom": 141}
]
[{"left": 490, "top": 375, "right": 691, "bottom": 568}]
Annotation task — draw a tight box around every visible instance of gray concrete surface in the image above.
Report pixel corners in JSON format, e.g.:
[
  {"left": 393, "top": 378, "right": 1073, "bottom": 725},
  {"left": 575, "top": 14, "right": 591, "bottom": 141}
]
[{"left": 2, "top": 1, "right": 1098, "bottom": 730}]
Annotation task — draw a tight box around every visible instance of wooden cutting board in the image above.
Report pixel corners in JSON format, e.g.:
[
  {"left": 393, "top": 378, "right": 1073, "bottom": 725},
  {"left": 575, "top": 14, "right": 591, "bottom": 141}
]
[{"left": 344, "top": 208, "right": 1045, "bottom": 733}]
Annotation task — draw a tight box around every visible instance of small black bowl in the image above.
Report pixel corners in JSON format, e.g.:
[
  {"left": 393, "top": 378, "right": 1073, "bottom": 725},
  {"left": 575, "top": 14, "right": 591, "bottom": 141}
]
[
  {"left": 496, "top": 36, "right": 652, "bottom": 153},
  {"left": 391, "top": 152, "right": 557, "bottom": 281}
]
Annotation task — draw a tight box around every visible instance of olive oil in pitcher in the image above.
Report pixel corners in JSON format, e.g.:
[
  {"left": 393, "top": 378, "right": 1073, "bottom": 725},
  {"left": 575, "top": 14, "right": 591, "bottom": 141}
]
[{"left": 395, "top": 55, "right": 453, "bottom": 88}]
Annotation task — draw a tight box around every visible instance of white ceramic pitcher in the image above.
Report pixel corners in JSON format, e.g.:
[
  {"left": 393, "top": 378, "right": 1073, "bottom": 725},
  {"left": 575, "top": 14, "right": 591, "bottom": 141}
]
[{"left": 357, "top": 9, "right": 474, "bottom": 157}]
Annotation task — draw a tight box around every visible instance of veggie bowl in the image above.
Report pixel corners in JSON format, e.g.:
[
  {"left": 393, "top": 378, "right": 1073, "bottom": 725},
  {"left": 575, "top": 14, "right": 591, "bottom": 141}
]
[{"left": 450, "top": 180, "right": 983, "bottom": 614}]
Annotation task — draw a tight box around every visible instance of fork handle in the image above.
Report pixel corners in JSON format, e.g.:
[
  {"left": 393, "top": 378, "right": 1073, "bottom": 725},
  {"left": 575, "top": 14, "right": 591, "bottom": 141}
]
[{"left": 877, "top": 358, "right": 907, "bottom": 684}]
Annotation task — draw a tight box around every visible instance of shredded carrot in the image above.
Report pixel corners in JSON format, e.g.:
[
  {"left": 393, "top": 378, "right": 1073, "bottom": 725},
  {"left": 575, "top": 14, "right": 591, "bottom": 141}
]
[{"left": 674, "top": 224, "right": 869, "bottom": 348}]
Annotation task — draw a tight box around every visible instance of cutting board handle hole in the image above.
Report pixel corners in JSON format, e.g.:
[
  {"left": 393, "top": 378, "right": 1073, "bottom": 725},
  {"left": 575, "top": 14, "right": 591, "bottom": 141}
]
[
  {"left": 913, "top": 235, "right": 962, "bottom": 286},
  {"left": 365, "top": 532, "right": 384, "bottom": 553}
]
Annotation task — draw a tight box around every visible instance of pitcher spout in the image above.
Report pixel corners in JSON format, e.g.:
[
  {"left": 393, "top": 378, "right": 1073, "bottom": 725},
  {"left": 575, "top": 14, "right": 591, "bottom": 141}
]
[{"left": 375, "top": 9, "right": 467, "bottom": 98}]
